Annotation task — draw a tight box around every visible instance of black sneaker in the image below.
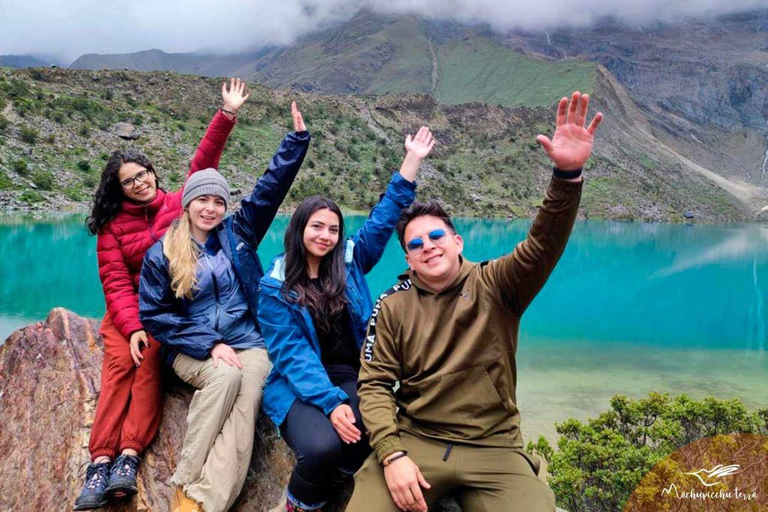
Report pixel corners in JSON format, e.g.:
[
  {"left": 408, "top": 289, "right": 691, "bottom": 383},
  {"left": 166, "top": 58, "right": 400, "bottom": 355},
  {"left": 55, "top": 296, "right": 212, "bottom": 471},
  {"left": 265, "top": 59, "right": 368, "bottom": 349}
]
[
  {"left": 104, "top": 454, "right": 140, "bottom": 500},
  {"left": 73, "top": 461, "right": 110, "bottom": 510}
]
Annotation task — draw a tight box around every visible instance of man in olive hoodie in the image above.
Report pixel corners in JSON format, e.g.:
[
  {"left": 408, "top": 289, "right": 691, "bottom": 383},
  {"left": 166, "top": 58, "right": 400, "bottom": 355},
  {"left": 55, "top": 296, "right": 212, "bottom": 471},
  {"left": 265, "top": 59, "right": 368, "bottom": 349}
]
[{"left": 347, "top": 92, "right": 602, "bottom": 512}]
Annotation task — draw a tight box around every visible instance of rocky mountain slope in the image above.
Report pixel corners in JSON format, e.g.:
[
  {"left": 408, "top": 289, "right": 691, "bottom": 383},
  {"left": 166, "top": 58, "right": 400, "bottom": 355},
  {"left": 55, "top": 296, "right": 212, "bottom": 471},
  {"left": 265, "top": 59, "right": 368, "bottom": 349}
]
[
  {"left": 0, "top": 67, "right": 762, "bottom": 222},
  {"left": 69, "top": 8, "right": 768, "bottom": 213}
]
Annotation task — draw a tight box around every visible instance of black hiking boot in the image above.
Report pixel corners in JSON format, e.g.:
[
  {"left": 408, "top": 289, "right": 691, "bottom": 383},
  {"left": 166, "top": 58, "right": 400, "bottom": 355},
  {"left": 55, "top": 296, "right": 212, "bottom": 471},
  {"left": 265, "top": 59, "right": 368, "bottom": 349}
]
[
  {"left": 73, "top": 461, "right": 111, "bottom": 510},
  {"left": 104, "top": 454, "right": 140, "bottom": 500}
]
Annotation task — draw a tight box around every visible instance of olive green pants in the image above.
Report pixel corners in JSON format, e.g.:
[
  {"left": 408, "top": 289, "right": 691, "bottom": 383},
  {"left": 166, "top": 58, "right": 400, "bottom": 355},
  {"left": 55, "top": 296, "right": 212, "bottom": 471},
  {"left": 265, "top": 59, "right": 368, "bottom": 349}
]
[
  {"left": 170, "top": 348, "right": 271, "bottom": 512},
  {"left": 346, "top": 431, "right": 555, "bottom": 512}
]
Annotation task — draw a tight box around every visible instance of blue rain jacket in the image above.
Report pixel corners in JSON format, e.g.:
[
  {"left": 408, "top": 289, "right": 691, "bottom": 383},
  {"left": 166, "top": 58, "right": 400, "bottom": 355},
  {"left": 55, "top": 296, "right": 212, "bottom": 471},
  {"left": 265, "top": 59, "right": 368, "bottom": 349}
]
[
  {"left": 258, "top": 172, "right": 416, "bottom": 427},
  {"left": 139, "top": 131, "right": 310, "bottom": 365}
]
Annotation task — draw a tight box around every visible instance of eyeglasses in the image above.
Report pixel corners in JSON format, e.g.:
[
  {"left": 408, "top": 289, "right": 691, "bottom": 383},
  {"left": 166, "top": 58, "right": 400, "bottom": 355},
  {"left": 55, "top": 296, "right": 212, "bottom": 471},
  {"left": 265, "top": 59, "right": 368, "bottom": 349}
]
[
  {"left": 120, "top": 169, "right": 151, "bottom": 189},
  {"left": 406, "top": 229, "right": 448, "bottom": 252}
]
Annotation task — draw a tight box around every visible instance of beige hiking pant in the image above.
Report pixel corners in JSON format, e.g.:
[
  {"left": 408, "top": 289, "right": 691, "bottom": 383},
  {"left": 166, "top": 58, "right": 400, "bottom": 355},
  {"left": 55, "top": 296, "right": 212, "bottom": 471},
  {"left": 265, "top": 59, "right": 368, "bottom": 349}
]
[
  {"left": 346, "top": 431, "right": 556, "bottom": 512},
  {"left": 170, "top": 347, "right": 270, "bottom": 512}
]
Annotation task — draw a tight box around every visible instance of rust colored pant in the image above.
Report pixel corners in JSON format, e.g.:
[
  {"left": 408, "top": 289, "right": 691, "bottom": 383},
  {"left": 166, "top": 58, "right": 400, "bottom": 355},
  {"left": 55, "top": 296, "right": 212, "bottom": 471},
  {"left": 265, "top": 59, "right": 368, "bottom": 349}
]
[{"left": 88, "top": 312, "right": 163, "bottom": 461}]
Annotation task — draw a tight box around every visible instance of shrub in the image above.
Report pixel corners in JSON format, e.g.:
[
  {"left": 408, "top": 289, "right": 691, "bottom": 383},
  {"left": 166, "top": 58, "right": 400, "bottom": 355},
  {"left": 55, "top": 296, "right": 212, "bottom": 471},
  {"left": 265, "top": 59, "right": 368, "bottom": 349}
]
[
  {"left": 32, "top": 170, "right": 55, "bottom": 190},
  {"left": 20, "top": 126, "right": 38, "bottom": 144},
  {"left": 0, "top": 169, "right": 13, "bottom": 189},
  {"left": 0, "top": 115, "right": 9, "bottom": 132},
  {"left": 77, "top": 160, "right": 91, "bottom": 173},
  {"left": 19, "top": 190, "right": 44, "bottom": 203},
  {"left": 13, "top": 159, "right": 29, "bottom": 176}
]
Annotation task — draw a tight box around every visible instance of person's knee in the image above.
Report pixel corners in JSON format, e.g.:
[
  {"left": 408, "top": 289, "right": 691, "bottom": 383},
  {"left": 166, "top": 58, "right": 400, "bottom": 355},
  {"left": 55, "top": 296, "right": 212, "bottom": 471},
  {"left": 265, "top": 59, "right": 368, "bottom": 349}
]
[
  {"left": 298, "top": 435, "right": 342, "bottom": 474},
  {"left": 209, "top": 363, "right": 242, "bottom": 394}
]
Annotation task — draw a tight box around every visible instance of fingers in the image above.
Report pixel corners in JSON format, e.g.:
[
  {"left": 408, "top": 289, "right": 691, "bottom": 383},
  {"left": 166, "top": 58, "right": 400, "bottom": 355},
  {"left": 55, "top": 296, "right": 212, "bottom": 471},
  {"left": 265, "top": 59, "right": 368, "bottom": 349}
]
[
  {"left": 555, "top": 97, "right": 568, "bottom": 127},
  {"left": 416, "top": 467, "right": 431, "bottom": 490},
  {"left": 587, "top": 111, "right": 604, "bottom": 135},
  {"left": 576, "top": 93, "right": 590, "bottom": 126},
  {"left": 220, "top": 351, "right": 242, "bottom": 369},
  {"left": 333, "top": 413, "right": 362, "bottom": 443},
  {"left": 566, "top": 91, "right": 580, "bottom": 124},
  {"left": 291, "top": 101, "right": 298, "bottom": 117},
  {"left": 212, "top": 354, "right": 220, "bottom": 368},
  {"left": 222, "top": 81, "right": 227, "bottom": 98},
  {"left": 405, "top": 134, "right": 412, "bottom": 145},
  {"left": 230, "top": 77, "right": 235, "bottom": 95},
  {"left": 408, "top": 481, "right": 428, "bottom": 512},
  {"left": 536, "top": 135, "right": 553, "bottom": 155},
  {"left": 130, "top": 344, "right": 141, "bottom": 367}
]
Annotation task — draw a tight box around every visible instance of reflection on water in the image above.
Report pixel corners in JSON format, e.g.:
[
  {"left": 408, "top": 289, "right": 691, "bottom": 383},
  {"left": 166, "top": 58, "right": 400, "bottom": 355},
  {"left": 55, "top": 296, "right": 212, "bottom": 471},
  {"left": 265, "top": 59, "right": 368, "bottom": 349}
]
[{"left": 1, "top": 215, "right": 766, "bottom": 440}]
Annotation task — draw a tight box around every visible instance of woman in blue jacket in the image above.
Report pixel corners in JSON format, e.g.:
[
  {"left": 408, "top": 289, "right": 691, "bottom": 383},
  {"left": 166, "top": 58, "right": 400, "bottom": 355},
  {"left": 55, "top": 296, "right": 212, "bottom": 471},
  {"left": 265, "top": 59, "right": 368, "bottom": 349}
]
[
  {"left": 138, "top": 103, "right": 309, "bottom": 512},
  {"left": 258, "top": 127, "right": 435, "bottom": 512}
]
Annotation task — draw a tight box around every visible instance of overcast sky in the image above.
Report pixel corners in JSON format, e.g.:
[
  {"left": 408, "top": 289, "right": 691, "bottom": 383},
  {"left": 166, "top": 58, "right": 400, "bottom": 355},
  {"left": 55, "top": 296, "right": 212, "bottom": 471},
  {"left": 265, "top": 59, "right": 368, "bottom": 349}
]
[{"left": 1, "top": 0, "right": 766, "bottom": 63}]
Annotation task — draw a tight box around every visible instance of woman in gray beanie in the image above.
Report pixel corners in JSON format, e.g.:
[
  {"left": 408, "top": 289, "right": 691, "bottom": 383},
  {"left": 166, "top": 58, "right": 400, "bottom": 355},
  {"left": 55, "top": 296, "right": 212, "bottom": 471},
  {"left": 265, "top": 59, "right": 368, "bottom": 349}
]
[{"left": 139, "top": 102, "right": 310, "bottom": 512}]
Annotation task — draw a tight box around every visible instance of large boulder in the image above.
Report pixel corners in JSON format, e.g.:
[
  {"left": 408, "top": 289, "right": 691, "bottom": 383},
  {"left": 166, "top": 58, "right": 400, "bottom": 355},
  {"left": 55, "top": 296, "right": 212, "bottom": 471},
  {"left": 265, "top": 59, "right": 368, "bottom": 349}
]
[{"left": 0, "top": 309, "right": 463, "bottom": 512}]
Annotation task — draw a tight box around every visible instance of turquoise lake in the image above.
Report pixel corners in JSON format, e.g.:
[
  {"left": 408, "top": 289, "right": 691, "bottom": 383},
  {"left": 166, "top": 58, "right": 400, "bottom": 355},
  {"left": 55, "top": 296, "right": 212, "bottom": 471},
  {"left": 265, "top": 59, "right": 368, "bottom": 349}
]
[{"left": 1, "top": 215, "right": 766, "bottom": 441}]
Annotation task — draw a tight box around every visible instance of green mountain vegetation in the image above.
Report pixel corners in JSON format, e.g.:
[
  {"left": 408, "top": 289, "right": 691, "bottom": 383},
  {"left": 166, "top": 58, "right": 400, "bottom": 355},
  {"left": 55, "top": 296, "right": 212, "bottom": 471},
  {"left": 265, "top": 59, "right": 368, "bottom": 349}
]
[{"left": 0, "top": 67, "right": 754, "bottom": 222}]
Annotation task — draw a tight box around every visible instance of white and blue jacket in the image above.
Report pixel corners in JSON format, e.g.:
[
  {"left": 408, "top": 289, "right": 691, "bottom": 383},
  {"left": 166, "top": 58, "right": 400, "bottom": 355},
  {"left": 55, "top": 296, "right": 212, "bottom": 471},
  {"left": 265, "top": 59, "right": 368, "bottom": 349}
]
[{"left": 258, "top": 172, "right": 416, "bottom": 427}]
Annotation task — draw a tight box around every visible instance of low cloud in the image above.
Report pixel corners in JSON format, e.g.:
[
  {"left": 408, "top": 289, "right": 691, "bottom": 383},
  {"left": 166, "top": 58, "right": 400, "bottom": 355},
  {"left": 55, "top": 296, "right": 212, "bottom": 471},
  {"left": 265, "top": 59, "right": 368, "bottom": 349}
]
[{"left": 1, "top": 0, "right": 765, "bottom": 63}]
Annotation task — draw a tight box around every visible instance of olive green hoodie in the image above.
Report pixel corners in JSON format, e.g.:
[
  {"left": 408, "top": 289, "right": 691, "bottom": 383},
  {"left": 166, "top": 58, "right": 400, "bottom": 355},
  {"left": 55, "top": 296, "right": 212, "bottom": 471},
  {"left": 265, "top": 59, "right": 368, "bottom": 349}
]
[{"left": 358, "top": 177, "right": 582, "bottom": 462}]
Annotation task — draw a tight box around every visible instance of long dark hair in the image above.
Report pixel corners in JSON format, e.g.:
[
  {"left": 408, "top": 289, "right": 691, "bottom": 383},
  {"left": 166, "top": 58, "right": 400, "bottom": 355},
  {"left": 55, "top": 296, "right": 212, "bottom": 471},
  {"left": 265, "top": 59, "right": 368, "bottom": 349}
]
[
  {"left": 283, "top": 196, "right": 348, "bottom": 335},
  {"left": 86, "top": 149, "right": 158, "bottom": 235}
]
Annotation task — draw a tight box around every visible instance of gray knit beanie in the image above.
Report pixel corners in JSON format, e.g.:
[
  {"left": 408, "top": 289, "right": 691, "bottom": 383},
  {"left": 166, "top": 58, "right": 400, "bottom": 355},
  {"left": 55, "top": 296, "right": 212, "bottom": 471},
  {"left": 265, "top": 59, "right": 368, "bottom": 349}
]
[{"left": 182, "top": 168, "right": 230, "bottom": 209}]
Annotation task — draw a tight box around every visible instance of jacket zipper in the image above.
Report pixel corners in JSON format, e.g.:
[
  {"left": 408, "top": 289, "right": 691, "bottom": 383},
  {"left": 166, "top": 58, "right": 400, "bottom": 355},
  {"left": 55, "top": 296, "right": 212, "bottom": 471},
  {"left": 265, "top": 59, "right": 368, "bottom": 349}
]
[
  {"left": 203, "top": 254, "right": 220, "bottom": 331},
  {"left": 144, "top": 206, "right": 158, "bottom": 242}
]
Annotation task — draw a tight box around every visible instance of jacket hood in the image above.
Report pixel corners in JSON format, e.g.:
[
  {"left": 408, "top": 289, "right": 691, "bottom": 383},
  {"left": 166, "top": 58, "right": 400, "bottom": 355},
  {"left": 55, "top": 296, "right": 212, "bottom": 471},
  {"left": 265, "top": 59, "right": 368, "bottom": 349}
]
[
  {"left": 262, "top": 239, "right": 357, "bottom": 289},
  {"left": 400, "top": 256, "right": 475, "bottom": 295}
]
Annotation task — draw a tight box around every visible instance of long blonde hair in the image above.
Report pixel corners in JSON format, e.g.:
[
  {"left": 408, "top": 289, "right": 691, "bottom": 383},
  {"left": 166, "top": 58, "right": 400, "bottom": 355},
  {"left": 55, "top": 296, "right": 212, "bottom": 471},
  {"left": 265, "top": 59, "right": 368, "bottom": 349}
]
[{"left": 163, "top": 211, "right": 200, "bottom": 299}]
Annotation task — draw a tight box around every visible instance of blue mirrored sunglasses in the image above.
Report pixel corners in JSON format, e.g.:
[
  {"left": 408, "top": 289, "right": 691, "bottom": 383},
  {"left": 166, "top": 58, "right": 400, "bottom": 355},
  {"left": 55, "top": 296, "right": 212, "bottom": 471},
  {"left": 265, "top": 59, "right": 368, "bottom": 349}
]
[{"left": 406, "top": 229, "right": 448, "bottom": 252}]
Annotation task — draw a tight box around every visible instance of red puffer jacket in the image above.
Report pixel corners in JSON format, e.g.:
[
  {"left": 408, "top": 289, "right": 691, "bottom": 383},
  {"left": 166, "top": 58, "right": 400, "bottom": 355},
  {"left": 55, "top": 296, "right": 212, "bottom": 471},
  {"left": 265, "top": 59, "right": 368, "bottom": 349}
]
[{"left": 97, "top": 110, "right": 235, "bottom": 339}]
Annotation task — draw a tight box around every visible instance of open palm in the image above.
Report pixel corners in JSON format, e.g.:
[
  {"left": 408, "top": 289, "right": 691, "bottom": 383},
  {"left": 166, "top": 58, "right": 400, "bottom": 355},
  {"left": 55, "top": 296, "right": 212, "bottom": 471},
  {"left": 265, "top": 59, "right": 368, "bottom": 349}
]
[
  {"left": 537, "top": 92, "right": 602, "bottom": 171},
  {"left": 404, "top": 126, "right": 435, "bottom": 159},
  {"left": 221, "top": 77, "right": 250, "bottom": 113}
]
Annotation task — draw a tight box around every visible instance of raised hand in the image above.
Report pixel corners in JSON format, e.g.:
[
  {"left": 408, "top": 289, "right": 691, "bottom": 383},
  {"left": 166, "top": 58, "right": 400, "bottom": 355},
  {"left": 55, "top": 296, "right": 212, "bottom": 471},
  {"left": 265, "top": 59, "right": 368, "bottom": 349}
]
[
  {"left": 536, "top": 92, "right": 603, "bottom": 171},
  {"left": 291, "top": 101, "right": 307, "bottom": 132},
  {"left": 404, "top": 126, "right": 435, "bottom": 160},
  {"left": 221, "top": 77, "right": 250, "bottom": 114},
  {"left": 399, "top": 126, "right": 435, "bottom": 182}
]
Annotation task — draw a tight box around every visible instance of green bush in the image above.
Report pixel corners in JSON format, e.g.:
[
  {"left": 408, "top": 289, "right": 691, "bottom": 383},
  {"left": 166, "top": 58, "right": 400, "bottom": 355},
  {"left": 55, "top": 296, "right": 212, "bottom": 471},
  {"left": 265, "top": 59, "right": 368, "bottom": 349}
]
[
  {"left": 0, "top": 115, "right": 9, "bottom": 132},
  {"left": 65, "top": 187, "right": 86, "bottom": 201},
  {"left": 529, "top": 393, "right": 768, "bottom": 512},
  {"left": 32, "top": 170, "right": 55, "bottom": 190},
  {"left": 77, "top": 160, "right": 91, "bottom": 173},
  {"left": 20, "top": 126, "right": 38, "bottom": 144},
  {"left": 19, "top": 190, "right": 43, "bottom": 203},
  {"left": 13, "top": 159, "right": 29, "bottom": 176},
  {"left": 0, "top": 169, "right": 13, "bottom": 189}
]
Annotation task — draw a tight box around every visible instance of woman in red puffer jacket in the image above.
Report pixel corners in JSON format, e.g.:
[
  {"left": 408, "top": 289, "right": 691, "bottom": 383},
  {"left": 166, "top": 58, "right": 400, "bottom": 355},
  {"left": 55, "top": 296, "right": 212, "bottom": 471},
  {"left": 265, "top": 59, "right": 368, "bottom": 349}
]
[{"left": 73, "top": 79, "right": 250, "bottom": 511}]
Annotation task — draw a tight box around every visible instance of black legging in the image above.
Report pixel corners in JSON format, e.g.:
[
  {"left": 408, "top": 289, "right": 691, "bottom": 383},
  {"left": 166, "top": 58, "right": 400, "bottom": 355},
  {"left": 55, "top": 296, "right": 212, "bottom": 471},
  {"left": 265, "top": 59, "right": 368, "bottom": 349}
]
[{"left": 280, "top": 364, "right": 371, "bottom": 507}]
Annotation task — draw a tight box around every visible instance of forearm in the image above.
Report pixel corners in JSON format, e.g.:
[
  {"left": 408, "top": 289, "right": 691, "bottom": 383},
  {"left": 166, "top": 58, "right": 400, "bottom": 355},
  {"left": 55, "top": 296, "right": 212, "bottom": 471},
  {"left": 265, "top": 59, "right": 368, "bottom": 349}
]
[
  {"left": 358, "top": 379, "right": 404, "bottom": 462},
  {"left": 398, "top": 152, "right": 422, "bottom": 182},
  {"left": 188, "top": 110, "right": 236, "bottom": 174},
  {"left": 498, "top": 176, "right": 582, "bottom": 312}
]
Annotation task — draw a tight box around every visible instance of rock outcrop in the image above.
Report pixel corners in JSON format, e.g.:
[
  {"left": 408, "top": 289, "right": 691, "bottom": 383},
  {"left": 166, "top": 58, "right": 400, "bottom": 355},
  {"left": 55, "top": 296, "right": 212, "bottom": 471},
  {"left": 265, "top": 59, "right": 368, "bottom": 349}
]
[{"left": 0, "top": 309, "right": 463, "bottom": 511}]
